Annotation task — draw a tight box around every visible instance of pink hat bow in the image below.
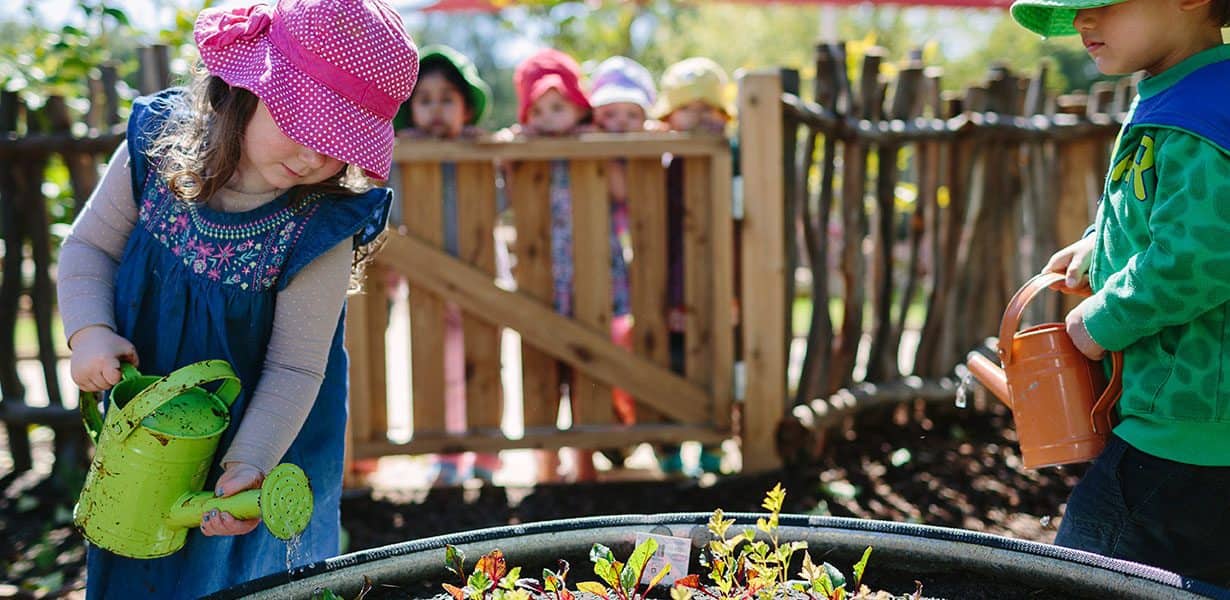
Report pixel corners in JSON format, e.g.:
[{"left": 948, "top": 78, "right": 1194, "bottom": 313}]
[{"left": 195, "top": 4, "right": 273, "bottom": 51}]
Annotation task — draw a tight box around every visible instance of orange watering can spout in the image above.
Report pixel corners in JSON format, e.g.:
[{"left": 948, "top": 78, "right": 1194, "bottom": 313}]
[{"left": 966, "top": 352, "right": 1010, "bottom": 406}]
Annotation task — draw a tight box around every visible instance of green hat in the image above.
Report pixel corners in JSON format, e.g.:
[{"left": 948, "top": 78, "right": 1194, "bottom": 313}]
[
  {"left": 410, "top": 44, "right": 491, "bottom": 125},
  {"left": 1011, "top": 0, "right": 1125, "bottom": 37}
]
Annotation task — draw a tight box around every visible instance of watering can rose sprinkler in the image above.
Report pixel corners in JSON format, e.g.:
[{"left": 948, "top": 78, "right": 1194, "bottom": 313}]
[
  {"left": 74, "top": 360, "right": 315, "bottom": 559},
  {"left": 964, "top": 272, "right": 1123, "bottom": 470}
]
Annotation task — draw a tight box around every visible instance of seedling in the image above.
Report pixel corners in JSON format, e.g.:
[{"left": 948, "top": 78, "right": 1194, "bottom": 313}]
[{"left": 576, "top": 537, "right": 671, "bottom": 600}]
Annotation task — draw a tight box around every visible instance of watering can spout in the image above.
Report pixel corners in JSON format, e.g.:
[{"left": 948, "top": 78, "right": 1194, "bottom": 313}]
[{"left": 966, "top": 351, "right": 1010, "bottom": 406}]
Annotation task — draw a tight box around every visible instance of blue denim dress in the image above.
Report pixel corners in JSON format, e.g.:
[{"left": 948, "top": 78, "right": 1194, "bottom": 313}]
[{"left": 85, "top": 90, "right": 390, "bottom": 599}]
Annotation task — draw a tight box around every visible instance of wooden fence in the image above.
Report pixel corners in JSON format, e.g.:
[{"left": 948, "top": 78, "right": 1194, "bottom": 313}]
[
  {"left": 0, "top": 48, "right": 168, "bottom": 477},
  {"left": 1, "top": 41, "right": 1134, "bottom": 480},
  {"left": 774, "top": 44, "right": 1127, "bottom": 463}
]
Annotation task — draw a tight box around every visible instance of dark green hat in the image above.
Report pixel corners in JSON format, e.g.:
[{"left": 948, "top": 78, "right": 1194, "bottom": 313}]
[
  {"left": 1011, "top": 0, "right": 1127, "bottom": 37},
  {"left": 419, "top": 44, "right": 491, "bottom": 124}
]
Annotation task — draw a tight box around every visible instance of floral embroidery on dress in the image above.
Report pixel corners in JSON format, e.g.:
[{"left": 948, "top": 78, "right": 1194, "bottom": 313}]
[{"left": 138, "top": 174, "right": 319, "bottom": 292}]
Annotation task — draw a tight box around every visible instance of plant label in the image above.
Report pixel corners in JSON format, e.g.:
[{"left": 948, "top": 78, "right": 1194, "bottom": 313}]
[{"left": 636, "top": 532, "right": 691, "bottom": 586}]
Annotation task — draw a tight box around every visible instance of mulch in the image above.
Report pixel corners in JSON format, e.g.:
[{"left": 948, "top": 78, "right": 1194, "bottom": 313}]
[{"left": 0, "top": 397, "right": 1083, "bottom": 598}]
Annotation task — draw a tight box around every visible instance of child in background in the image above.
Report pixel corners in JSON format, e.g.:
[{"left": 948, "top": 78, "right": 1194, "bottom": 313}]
[
  {"left": 587, "top": 56, "right": 658, "bottom": 468},
  {"left": 654, "top": 57, "right": 734, "bottom": 477},
  {"left": 1016, "top": 0, "right": 1230, "bottom": 584},
  {"left": 394, "top": 45, "right": 501, "bottom": 485},
  {"left": 507, "top": 49, "right": 598, "bottom": 481},
  {"left": 56, "top": 0, "right": 417, "bottom": 596}
]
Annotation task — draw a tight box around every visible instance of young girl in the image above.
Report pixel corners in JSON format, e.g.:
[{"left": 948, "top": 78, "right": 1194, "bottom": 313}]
[
  {"left": 56, "top": 0, "right": 418, "bottom": 596},
  {"left": 654, "top": 57, "right": 734, "bottom": 477},
  {"left": 587, "top": 56, "right": 658, "bottom": 467},
  {"left": 395, "top": 45, "right": 501, "bottom": 485}
]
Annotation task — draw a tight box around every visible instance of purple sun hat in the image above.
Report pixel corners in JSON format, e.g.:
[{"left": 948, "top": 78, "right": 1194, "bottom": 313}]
[
  {"left": 589, "top": 56, "right": 656, "bottom": 111},
  {"left": 194, "top": 0, "right": 419, "bottom": 180}
]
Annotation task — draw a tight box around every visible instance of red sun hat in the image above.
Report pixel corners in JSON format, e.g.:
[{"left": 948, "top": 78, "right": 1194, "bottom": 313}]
[
  {"left": 194, "top": 0, "right": 419, "bottom": 180},
  {"left": 513, "top": 48, "right": 591, "bottom": 125}
]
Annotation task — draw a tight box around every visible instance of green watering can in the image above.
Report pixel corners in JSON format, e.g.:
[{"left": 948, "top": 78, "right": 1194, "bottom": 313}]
[{"left": 75, "top": 360, "right": 315, "bottom": 559}]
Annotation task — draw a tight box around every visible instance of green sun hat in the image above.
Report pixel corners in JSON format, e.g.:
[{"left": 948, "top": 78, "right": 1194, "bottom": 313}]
[
  {"left": 420, "top": 45, "right": 491, "bottom": 124},
  {"left": 1011, "top": 0, "right": 1128, "bottom": 37},
  {"left": 395, "top": 44, "right": 491, "bottom": 129}
]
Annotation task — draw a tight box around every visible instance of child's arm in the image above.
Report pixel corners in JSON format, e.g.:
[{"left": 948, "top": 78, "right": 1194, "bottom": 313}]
[
  {"left": 57, "top": 142, "right": 141, "bottom": 390},
  {"left": 202, "top": 240, "right": 350, "bottom": 535},
  {"left": 1079, "top": 130, "right": 1230, "bottom": 352}
]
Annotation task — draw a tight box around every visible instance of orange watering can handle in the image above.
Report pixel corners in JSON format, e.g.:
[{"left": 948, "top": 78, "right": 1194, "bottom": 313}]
[
  {"left": 1091, "top": 351, "right": 1124, "bottom": 434},
  {"left": 107, "top": 360, "right": 242, "bottom": 442},
  {"left": 998, "top": 272, "right": 1088, "bottom": 364}
]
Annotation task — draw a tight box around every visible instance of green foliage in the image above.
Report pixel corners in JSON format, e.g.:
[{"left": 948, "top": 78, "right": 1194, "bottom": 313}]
[
  {"left": 580, "top": 538, "right": 669, "bottom": 600},
  {"left": 674, "top": 484, "right": 883, "bottom": 600},
  {"left": 441, "top": 546, "right": 533, "bottom": 600}
]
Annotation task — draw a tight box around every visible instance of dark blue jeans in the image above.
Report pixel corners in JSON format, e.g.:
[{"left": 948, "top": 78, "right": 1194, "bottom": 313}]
[{"left": 1056, "top": 434, "right": 1230, "bottom": 587}]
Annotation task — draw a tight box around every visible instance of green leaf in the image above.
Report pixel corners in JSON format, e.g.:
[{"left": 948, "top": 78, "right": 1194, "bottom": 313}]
[
  {"left": 821, "top": 562, "right": 847, "bottom": 591},
  {"left": 591, "top": 543, "right": 616, "bottom": 565},
  {"left": 646, "top": 563, "right": 671, "bottom": 589},
  {"left": 593, "top": 558, "right": 618, "bottom": 587},
  {"left": 446, "top": 545, "right": 466, "bottom": 578},
  {"left": 311, "top": 588, "right": 345, "bottom": 600},
  {"left": 851, "top": 546, "right": 872, "bottom": 590},
  {"left": 468, "top": 570, "right": 493, "bottom": 593},
  {"left": 670, "top": 585, "right": 694, "bottom": 600},
  {"left": 623, "top": 538, "right": 658, "bottom": 586},
  {"left": 576, "top": 582, "right": 609, "bottom": 597},
  {"left": 761, "top": 483, "right": 786, "bottom": 513},
  {"left": 102, "top": 6, "right": 131, "bottom": 26}
]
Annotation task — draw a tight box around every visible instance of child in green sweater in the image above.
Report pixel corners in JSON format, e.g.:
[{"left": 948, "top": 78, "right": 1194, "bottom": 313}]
[{"left": 1018, "top": 0, "right": 1230, "bottom": 584}]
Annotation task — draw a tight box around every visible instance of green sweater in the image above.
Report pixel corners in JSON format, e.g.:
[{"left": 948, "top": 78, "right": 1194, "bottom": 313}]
[{"left": 1083, "top": 44, "right": 1230, "bottom": 466}]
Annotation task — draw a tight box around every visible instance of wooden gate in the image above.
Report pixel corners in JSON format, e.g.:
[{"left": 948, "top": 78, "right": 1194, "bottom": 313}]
[{"left": 343, "top": 133, "right": 763, "bottom": 465}]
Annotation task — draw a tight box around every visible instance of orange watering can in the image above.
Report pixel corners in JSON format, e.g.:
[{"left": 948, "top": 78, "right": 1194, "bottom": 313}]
[{"left": 965, "top": 272, "right": 1123, "bottom": 469}]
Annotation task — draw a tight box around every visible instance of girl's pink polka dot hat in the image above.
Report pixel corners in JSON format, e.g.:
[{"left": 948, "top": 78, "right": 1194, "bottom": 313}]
[{"left": 194, "top": 0, "right": 419, "bottom": 180}]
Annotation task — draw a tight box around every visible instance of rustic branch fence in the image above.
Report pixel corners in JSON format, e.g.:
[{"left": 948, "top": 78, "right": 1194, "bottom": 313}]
[{"left": 774, "top": 43, "right": 1128, "bottom": 465}]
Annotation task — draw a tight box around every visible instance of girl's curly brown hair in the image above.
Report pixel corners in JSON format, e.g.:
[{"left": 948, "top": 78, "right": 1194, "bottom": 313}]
[{"left": 146, "top": 67, "right": 386, "bottom": 294}]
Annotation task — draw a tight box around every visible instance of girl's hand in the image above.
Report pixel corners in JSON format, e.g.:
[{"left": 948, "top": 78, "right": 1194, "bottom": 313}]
[
  {"left": 1043, "top": 236, "right": 1096, "bottom": 294},
  {"left": 200, "top": 462, "right": 264, "bottom": 537},
  {"left": 68, "top": 326, "right": 139, "bottom": 392},
  {"left": 1065, "top": 301, "right": 1106, "bottom": 360}
]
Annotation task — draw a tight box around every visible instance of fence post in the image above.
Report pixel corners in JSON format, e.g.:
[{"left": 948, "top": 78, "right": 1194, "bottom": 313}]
[{"left": 737, "top": 71, "right": 787, "bottom": 473}]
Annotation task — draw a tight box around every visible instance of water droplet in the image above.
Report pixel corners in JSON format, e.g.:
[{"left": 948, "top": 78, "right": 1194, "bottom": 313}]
[
  {"left": 285, "top": 533, "right": 304, "bottom": 571},
  {"left": 1040, "top": 516, "right": 1052, "bottom": 528},
  {"left": 955, "top": 375, "right": 972, "bottom": 409}
]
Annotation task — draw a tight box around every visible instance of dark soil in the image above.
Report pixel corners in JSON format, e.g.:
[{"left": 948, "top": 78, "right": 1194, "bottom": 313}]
[{"left": 0, "top": 397, "right": 1083, "bottom": 598}]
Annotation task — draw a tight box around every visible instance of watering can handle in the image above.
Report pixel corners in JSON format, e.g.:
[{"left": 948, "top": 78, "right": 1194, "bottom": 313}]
[
  {"left": 80, "top": 363, "right": 143, "bottom": 444},
  {"left": 1091, "top": 351, "right": 1124, "bottom": 434},
  {"left": 997, "top": 272, "right": 1087, "bottom": 364},
  {"left": 107, "top": 360, "right": 242, "bottom": 442}
]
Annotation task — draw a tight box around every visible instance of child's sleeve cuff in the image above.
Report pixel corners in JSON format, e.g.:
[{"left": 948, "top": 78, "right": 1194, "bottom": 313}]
[{"left": 1081, "top": 292, "right": 1137, "bottom": 351}]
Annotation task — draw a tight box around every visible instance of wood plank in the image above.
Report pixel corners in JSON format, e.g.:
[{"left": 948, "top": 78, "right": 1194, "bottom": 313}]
[
  {"left": 569, "top": 159, "right": 615, "bottom": 426},
  {"left": 351, "top": 424, "right": 730, "bottom": 457},
  {"left": 403, "top": 163, "right": 447, "bottom": 436},
  {"left": 394, "top": 133, "right": 731, "bottom": 163},
  {"left": 709, "top": 153, "right": 735, "bottom": 431},
  {"left": 383, "top": 234, "right": 710, "bottom": 424},
  {"left": 737, "top": 71, "right": 788, "bottom": 473},
  {"left": 344, "top": 289, "right": 372, "bottom": 445},
  {"left": 682, "top": 158, "right": 714, "bottom": 391},
  {"left": 363, "top": 263, "right": 389, "bottom": 437},
  {"left": 625, "top": 157, "right": 671, "bottom": 425},
  {"left": 456, "top": 161, "right": 503, "bottom": 432},
  {"left": 507, "top": 160, "right": 559, "bottom": 428}
]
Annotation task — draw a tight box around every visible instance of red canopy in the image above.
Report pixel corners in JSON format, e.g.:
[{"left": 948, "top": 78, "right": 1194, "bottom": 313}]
[{"left": 416, "top": 0, "right": 1012, "bottom": 11}]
